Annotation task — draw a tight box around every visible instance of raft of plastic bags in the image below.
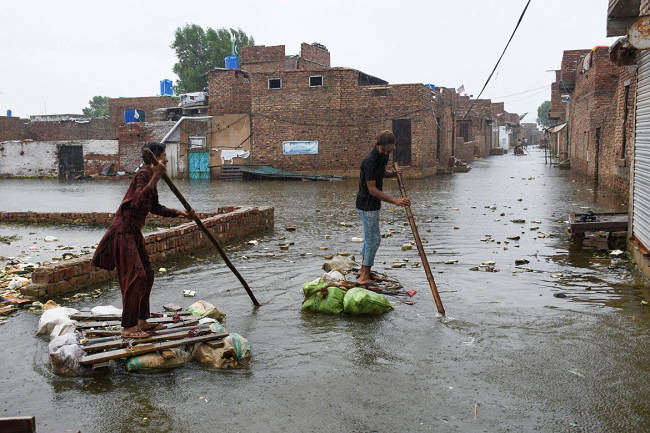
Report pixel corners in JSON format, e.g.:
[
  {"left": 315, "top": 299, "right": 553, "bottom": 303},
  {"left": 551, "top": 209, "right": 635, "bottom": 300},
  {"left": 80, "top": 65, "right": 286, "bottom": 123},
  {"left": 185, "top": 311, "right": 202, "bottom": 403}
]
[{"left": 302, "top": 280, "right": 393, "bottom": 315}]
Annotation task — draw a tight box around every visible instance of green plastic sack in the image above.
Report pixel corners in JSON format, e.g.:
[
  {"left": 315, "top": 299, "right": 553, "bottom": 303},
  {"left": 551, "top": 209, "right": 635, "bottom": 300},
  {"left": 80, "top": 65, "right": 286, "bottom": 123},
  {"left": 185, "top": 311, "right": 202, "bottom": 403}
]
[
  {"left": 343, "top": 287, "right": 394, "bottom": 315},
  {"left": 301, "top": 281, "right": 346, "bottom": 314}
]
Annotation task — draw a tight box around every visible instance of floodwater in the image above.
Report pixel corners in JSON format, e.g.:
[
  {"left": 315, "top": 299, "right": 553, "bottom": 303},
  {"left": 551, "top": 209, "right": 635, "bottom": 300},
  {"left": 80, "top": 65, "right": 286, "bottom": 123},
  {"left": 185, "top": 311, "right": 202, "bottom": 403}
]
[{"left": 2, "top": 148, "right": 650, "bottom": 433}]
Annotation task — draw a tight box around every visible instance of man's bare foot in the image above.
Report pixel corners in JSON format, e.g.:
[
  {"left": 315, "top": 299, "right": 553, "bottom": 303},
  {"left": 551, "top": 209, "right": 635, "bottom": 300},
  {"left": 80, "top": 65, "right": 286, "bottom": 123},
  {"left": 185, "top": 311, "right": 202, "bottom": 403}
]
[
  {"left": 120, "top": 327, "right": 149, "bottom": 339},
  {"left": 356, "top": 265, "right": 374, "bottom": 285}
]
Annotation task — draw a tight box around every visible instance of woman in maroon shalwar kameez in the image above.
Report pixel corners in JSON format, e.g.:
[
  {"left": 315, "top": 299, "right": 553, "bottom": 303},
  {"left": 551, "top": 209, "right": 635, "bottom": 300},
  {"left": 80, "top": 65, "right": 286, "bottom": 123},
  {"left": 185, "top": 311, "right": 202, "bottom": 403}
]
[{"left": 92, "top": 142, "right": 194, "bottom": 338}]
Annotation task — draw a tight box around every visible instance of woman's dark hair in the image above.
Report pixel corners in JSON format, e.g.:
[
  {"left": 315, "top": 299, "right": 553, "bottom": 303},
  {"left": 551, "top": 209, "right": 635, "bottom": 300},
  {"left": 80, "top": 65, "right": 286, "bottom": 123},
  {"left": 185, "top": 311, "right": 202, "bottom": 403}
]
[{"left": 141, "top": 142, "right": 166, "bottom": 164}]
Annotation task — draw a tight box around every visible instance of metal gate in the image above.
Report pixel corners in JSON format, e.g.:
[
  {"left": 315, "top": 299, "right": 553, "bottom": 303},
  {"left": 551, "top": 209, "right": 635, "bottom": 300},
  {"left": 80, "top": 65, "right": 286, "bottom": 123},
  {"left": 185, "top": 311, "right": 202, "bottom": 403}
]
[
  {"left": 58, "top": 145, "right": 83, "bottom": 179},
  {"left": 188, "top": 151, "right": 210, "bottom": 179},
  {"left": 634, "top": 50, "right": 650, "bottom": 249},
  {"left": 392, "top": 119, "right": 412, "bottom": 166}
]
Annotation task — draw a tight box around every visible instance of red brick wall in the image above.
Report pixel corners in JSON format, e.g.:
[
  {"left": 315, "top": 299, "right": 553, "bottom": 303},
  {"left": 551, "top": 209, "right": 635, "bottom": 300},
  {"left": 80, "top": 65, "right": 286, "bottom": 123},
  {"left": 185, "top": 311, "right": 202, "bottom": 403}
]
[
  {"left": 0, "top": 116, "right": 28, "bottom": 141},
  {"left": 248, "top": 69, "right": 439, "bottom": 177},
  {"left": 240, "top": 45, "right": 287, "bottom": 73},
  {"left": 568, "top": 48, "right": 622, "bottom": 187},
  {"left": 299, "top": 43, "right": 330, "bottom": 70},
  {"left": 208, "top": 70, "right": 251, "bottom": 115},
  {"left": 27, "top": 119, "right": 113, "bottom": 141},
  {"left": 108, "top": 96, "right": 178, "bottom": 135},
  {"left": 117, "top": 123, "right": 155, "bottom": 172}
]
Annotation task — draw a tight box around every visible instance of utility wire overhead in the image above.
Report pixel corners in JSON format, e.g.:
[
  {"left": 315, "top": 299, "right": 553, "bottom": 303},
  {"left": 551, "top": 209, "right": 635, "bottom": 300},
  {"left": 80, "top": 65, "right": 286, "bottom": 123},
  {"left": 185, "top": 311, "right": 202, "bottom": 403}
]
[{"left": 463, "top": 0, "right": 532, "bottom": 119}]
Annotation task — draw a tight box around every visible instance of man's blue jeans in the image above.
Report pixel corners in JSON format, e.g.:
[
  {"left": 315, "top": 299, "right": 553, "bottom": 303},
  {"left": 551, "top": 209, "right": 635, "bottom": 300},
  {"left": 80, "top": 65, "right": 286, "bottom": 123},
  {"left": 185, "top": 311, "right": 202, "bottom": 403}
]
[{"left": 357, "top": 209, "right": 381, "bottom": 267}]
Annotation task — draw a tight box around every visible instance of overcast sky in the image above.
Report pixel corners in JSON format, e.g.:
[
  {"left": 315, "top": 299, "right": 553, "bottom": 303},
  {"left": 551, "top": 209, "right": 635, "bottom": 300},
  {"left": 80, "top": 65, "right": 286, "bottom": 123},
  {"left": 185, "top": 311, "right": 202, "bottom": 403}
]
[{"left": 2, "top": 0, "right": 613, "bottom": 123}]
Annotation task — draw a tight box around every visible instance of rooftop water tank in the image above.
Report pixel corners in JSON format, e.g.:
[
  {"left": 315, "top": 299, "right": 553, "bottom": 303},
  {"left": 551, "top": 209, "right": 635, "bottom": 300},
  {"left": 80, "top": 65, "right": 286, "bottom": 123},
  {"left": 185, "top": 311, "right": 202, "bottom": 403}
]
[
  {"left": 160, "top": 79, "right": 173, "bottom": 96},
  {"left": 6, "top": 110, "right": 11, "bottom": 117},
  {"left": 225, "top": 55, "right": 239, "bottom": 70}
]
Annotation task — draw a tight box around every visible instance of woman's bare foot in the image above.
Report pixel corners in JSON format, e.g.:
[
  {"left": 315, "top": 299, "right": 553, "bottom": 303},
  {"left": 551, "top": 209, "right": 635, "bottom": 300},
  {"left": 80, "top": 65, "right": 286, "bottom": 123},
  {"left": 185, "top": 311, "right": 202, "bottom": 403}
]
[
  {"left": 138, "top": 320, "right": 167, "bottom": 332},
  {"left": 120, "top": 327, "right": 149, "bottom": 338}
]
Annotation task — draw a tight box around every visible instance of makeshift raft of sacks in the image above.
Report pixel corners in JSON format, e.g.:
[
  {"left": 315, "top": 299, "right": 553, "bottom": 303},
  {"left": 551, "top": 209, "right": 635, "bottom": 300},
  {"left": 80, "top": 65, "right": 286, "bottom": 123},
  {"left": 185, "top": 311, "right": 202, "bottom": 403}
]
[
  {"left": 302, "top": 256, "right": 417, "bottom": 315},
  {"left": 38, "top": 300, "right": 250, "bottom": 376}
]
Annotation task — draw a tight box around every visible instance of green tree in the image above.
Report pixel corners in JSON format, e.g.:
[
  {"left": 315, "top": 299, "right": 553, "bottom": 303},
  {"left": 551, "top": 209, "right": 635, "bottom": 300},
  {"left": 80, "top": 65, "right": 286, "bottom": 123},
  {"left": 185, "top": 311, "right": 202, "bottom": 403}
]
[
  {"left": 82, "top": 96, "right": 109, "bottom": 118},
  {"left": 537, "top": 100, "right": 551, "bottom": 127},
  {"left": 171, "top": 24, "right": 255, "bottom": 94}
]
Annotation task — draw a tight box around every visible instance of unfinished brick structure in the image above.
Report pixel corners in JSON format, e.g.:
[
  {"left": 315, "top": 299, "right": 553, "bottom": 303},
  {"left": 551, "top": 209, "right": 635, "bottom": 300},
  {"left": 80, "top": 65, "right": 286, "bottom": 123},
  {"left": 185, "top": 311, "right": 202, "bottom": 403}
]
[
  {"left": 108, "top": 96, "right": 178, "bottom": 135},
  {"left": 240, "top": 43, "right": 330, "bottom": 73},
  {"left": 0, "top": 116, "right": 28, "bottom": 141}
]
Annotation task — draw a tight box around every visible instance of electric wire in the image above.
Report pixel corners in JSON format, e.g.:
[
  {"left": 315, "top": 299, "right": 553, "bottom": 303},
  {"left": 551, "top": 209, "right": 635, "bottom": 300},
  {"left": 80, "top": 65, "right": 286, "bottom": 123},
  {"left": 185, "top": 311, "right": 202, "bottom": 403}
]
[{"left": 462, "top": 0, "right": 532, "bottom": 119}]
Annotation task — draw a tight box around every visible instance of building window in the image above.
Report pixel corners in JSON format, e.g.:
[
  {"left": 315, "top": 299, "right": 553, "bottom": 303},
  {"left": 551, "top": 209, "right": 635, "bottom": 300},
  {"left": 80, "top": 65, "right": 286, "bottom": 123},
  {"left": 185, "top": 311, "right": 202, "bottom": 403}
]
[
  {"left": 268, "top": 78, "right": 282, "bottom": 90},
  {"left": 371, "top": 88, "right": 388, "bottom": 97},
  {"left": 309, "top": 75, "right": 323, "bottom": 87}
]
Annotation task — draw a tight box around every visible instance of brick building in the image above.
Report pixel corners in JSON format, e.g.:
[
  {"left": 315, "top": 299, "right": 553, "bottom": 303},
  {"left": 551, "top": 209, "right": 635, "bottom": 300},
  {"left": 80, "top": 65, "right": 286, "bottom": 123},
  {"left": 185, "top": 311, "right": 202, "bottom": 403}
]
[{"left": 549, "top": 47, "right": 632, "bottom": 196}]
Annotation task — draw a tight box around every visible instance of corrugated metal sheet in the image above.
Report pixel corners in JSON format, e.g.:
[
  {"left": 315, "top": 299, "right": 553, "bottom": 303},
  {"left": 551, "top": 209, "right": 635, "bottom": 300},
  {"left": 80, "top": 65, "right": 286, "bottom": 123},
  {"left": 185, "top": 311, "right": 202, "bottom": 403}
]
[{"left": 633, "top": 50, "right": 650, "bottom": 248}]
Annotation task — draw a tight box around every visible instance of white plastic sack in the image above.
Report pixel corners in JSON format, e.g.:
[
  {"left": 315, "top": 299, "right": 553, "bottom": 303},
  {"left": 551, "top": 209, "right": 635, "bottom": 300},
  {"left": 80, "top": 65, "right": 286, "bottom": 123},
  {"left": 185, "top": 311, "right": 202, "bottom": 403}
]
[
  {"left": 50, "top": 320, "right": 77, "bottom": 340},
  {"left": 91, "top": 305, "right": 122, "bottom": 316},
  {"left": 192, "top": 333, "right": 251, "bottom": 369},
  {"left": 8, "top": 276, "right": 29, "bottom": 289},
  {"left": 321, "top": 270, "right": 345, "bottom": 283},
  {"left": 37, "top": 307, "right": 78, "bottom": 336},
  {"left": 48, "top": 333, "right": 92, "bottom": 376}
]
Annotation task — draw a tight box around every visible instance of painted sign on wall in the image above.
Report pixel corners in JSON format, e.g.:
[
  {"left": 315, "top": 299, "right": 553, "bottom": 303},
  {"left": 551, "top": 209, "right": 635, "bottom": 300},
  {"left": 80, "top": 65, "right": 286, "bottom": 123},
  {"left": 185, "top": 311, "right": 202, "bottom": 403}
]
[{"left": 282, "top": 141, "right": 318, "bottom": 155}]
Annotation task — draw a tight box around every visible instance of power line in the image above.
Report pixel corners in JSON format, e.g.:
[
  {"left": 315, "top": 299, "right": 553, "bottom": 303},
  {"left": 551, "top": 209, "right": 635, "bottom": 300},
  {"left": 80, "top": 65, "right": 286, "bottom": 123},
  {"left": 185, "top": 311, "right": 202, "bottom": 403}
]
[{"left": 463, "top": 0, "right": 532, "bottom": 119}]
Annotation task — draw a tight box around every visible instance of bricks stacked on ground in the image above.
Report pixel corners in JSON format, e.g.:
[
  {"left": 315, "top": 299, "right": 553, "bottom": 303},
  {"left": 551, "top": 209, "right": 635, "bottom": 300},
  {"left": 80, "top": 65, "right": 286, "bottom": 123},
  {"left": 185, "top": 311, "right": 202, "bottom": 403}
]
[{"left": 20, "top": 206, "right": 274, "bottom": 299}]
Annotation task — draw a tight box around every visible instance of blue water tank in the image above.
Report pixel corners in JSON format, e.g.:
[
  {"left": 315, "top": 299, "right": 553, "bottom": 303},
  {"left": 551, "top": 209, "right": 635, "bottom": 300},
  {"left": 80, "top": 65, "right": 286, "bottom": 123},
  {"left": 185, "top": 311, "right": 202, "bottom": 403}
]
[
  {"left": 160, "top": 79, "right": 173, "bottom": 96},
  {"left": 225, "top": 55, "right": 239, "bottom": 70},
  {"left": 6, "top": 110, "right": 11, "bottom": 117}
]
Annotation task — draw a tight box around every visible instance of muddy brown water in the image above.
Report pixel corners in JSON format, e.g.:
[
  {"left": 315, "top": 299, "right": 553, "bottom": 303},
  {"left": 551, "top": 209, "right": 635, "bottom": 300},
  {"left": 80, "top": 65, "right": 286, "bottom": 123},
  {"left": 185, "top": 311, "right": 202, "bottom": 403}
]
[{"left": 1, "top": 148, "right": 649, "bottom": 432}]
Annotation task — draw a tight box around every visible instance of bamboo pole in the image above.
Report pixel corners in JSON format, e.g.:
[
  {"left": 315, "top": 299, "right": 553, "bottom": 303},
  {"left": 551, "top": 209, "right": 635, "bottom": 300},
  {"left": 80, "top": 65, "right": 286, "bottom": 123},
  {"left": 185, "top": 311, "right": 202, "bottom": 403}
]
[
  {"left": 393, "top": 162, "right": 445, "bottom": 316},
  {"left": 144, "top": 148, "right": 260, "bottom": 307}
]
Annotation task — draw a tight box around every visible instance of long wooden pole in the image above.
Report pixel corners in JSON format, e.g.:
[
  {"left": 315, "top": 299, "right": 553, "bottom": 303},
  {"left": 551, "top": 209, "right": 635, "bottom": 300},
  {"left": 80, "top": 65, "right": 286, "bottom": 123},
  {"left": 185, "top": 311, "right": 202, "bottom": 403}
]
[
  {"left": 144, "top": 148, "right": 260, "bottom": 307},
  {"left": 393, "top": 162, "right": 445, "bottom": 316}
]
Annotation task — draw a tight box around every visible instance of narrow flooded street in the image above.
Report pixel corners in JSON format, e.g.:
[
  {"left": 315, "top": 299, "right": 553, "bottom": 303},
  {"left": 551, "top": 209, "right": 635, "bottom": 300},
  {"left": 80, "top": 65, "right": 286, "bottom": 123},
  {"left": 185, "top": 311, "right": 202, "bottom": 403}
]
[{"left": 2, "top": 148, "right": 649, "bottom": 432}]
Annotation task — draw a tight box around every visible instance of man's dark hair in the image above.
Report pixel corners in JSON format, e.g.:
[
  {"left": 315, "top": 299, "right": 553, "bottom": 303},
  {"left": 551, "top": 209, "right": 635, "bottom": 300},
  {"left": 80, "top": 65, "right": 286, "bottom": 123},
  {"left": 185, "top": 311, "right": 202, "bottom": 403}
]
[{"left": 141, "top": 142, "right": 166, "bottom": 164}]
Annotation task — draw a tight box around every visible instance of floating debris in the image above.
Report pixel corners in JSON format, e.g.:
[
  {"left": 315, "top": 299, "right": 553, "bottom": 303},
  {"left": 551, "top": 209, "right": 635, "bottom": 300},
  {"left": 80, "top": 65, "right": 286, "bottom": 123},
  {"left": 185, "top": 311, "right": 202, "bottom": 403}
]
[
  {"left": 507, "top": 236, "right": 520, "bottom": 240},
  {"left": 319, "top": 247, "right": 328, "bottom": 251},
  {"left": 511, "top": 219, "right": 526, "bottom": 224},
  {"left": 44, "top": 236, "right": 58, "bottom": 242},
  {"left": 183, "top": 290, "right": 196, "bottom": 297},
  {"left": 158, "top": 268, "right": 167, "bottom": 273},
  {"left": 482, "top": 261, "right": 496, "bottom": 266},
  {"left": 401, "top": 244, "right": 412, "bottom": 251},
  {"left": 469, "top": 267, "right": 479, "bottom": 271},
  {"left": 444, "top": 260, "right": 458, "bottom": 264},
  {"left": 285, "top": 227, "right": 297, "bottom": 231},
  {"left": 351, "top": 237, "right": 363, "bottom": 243},
  {"left": 515, "top": 259, "right": 529, "bottom": 266},
  {"left": 248, "top": 240, "right": 259, "bottom": 246}
]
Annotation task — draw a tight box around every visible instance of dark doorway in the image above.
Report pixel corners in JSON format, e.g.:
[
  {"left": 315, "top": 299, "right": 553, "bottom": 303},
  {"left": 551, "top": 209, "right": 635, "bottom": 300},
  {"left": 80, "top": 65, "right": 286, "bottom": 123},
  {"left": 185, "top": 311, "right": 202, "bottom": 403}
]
[
  {"left": 458, "top": 122, "right": 470, "bottom": 143},
  {"left": 392, "top": 119, "right": 412, "bottom": 166},
  {"left": 58, "top": 145, "right": 84, "bottom": 179}
]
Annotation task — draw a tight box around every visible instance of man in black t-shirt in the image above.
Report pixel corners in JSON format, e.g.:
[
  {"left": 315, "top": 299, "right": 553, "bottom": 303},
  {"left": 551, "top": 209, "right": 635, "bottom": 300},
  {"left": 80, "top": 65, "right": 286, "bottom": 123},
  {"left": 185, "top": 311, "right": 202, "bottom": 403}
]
[{"left": 356, "top": 130, "right": 410, "bottom": 287}]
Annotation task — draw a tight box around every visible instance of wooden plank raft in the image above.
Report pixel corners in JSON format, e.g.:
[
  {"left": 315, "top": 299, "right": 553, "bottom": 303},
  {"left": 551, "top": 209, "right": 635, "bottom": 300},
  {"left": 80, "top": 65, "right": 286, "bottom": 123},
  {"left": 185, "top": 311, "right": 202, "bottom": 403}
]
[
  {"left": 70, "top": 311, "right": 191, "bottom": 321},
  {"left": 76, "top": 316, "right": 196, "bottom": 329},
  {"left": 80, "top": 332, "right": 229, "bottom": 365},
  {"left": 82, "top": 319, "right": 201, "bottom": 336},
  {"left": 81, "top": 325, "right": 215, "bottom": 352}
]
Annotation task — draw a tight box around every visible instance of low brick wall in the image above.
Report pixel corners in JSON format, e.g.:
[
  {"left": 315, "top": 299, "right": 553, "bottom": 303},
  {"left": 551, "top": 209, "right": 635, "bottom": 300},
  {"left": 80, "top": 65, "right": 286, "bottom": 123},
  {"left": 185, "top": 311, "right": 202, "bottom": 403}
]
[
  {"left": 19, "top": 206, "right": 274, "bottom": 299},
  {"left": 0, "top": 210, "right": 223, "bottom": 227}
]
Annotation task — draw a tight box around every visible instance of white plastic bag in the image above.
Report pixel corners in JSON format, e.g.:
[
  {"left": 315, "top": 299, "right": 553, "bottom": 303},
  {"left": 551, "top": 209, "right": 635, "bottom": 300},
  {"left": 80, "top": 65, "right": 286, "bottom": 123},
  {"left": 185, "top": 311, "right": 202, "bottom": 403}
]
[
  {"left": 37, "top": 307, "right": 78, "bottom": 336},
  {"left": 48, "top": 333, "right": 93, "bottom": 376},
  {"left": 90, "top": 305, "right": 122, "bottom": 316},
  {"left": 8, "top": 276, "right": 29, "bottom": 289},
  {"left": 321, "top": 270, "right": 345, "bottom": 283}
]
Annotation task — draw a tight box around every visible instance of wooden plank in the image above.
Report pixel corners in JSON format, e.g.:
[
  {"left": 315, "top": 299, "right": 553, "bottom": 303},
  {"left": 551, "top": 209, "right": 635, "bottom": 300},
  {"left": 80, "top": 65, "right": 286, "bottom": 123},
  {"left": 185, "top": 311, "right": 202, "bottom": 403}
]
[
  {"left": 206, "top": 340, "right": 225, "bottom": 349},
  {"left": 71, "top": 311, "right": 190, "bottom": 321},
  {"left": 76, "top": 316, "right": 188, "bottom": 329},
  {"left": 82, "top": 321, "right": 202, "bottom": 345},
  {"left": 92, "top": 361, "right": 110, "bottom": 370},
  {"left": 0, "top": 417, "right": 35, "bottom": 433},
  {"left": 0, "top": 307, "right": 17, "bottom": 316},
  {"left": 81, "top": 319, "right": 200, "bottom": 337},
  {"left": 163, "top": 303, "right": 182, "bottom": 312},
  {"left": 81, "top": 326, "right": 212, "bottom": 352},
  {"left": 80, "top": 332, "right": 229, "bottom": 365}
]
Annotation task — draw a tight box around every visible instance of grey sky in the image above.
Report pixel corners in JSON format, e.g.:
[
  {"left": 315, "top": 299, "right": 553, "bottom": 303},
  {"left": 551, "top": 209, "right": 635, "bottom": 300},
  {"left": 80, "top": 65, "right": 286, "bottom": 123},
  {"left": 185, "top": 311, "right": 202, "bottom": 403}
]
[{"left": 2, "top": 0, "right": 613, "bottom": 123}]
